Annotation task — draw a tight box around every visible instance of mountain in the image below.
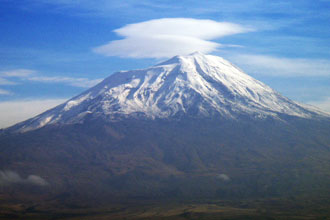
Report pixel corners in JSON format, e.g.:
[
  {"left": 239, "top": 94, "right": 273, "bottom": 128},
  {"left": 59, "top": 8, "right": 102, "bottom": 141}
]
[
  {"left": 7, "top": 52, "right": 328, "bottom": 133},
  {"left": 1, "top": 53, "right": 330, "bottom": 211}
]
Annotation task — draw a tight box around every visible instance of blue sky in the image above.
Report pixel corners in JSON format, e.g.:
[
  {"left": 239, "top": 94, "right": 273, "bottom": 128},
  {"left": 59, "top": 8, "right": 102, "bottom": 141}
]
[{"left": 0, "top": 0, "right": 330, "bottom": 127}]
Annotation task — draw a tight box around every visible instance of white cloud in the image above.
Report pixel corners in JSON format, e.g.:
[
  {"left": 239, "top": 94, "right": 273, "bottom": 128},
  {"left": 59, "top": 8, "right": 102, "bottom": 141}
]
[
  {"left": 28, "top": 76, "right": 102, "bottom": 88},
  {"left": 217, "top": 173, "right": 230, "bottom": 181},
  {"left": 0, "top": 99, "right": 67, "bottom": 128},
  {"left": 0, "top": 78, "right": 17, "bottom": 85},
  {"left": 231, "top": 54, "right": 330, "bottom": 76},
  {"left": 26, "top": 175, "right": 49, "bottom": 186},
  {"left": 0, "top": 89, "right": 12, "bottom": 95},
  {"left": 0, "top": 69, "right": 102, "bottom": 88},
  {"left": 308, "top": 97, "right": 330, "bottom": 113},
  {"left": 93, "top": 18, "right": 252, "bottom": 58},
  {"left": 0, "top": 69, "right": 35, "bottom": 77},
  {"left": 0, "top": 170, "right": 48, "bottom": 186},
  {"left": 115, "top": 18, "right": 249, "bottom": 39},
  {"left": 0, "top": 69, "right": 34, "bottom": 86}
]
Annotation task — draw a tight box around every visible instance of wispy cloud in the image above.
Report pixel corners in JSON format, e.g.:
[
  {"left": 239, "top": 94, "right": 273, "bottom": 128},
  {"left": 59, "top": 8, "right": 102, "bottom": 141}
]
[
  {"left": 27, "top": 0, "right": 322, "bottom": 22},
  {"left": 1, "top": 69, "right": 35, "bottom": 77},
  {"left": 217, "top": 173, "right": 230, "bottom": 181},
  {"left": 28, "top": 0, "right": 181, "bottom": 17},
  {"left": 93, "top": 18, "right": 253, "bottom": 58},
  {"left": 0, "top": 89, "right": 12, "bottom": 95},
  {"left": 231, "top": 54, "right": 330, "bottom": 76},
  {"left": 0, "top": 69, "right": 34, "bottom": 86},
  {"left": 0, "top": 69, "right": 102, "bottom": 88},
  {"left": 0, "top": 78, "right": 17, "bottom": 85},
  {"left": 29, "top": 76, "right": 102, "bottom": 88},
  {"left": 0, "top": 99, "right": 67, "bottom": 128},
  {"left": 0, "top": 170, "right": 48, "bottom": 186}
]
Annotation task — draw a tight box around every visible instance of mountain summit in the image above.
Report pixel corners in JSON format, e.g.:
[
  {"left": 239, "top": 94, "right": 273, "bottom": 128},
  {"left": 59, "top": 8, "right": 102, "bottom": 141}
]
[{"left": 9, "top": 52, "right": 328, "bottom": 132}]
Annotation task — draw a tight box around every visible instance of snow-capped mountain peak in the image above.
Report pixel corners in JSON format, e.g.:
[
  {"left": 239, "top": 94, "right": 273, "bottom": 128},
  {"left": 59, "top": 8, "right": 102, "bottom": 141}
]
[{"left": 9, "top": 52, "right": 329, "bottom": 132}]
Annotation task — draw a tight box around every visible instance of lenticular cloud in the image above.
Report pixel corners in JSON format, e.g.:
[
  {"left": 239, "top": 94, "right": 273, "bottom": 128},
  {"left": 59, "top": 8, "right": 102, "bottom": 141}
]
[{"left": 93, "top": 18, "right": 252, "bottom": 58}]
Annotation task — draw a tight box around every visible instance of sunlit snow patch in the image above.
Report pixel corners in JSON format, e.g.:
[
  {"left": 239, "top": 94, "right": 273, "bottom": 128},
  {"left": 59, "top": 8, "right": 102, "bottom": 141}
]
[{"left": 64, "top": 93, "right": 91, "bottom": 111}]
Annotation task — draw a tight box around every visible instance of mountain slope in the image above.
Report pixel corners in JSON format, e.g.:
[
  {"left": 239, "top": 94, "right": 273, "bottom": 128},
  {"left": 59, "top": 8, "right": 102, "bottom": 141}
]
[{"left": 8, "top": 52, "right": 328, "bottom": 133}]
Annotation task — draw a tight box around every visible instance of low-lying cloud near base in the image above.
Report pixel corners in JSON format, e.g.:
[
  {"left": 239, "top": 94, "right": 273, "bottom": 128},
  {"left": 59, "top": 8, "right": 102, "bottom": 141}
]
[
  {"left": 217, "top": 173, "right": 230, "bottom": 181},
  {"left": 0, "top": 170, "right": 48, "bottom": 186},
  {"left": 94, "top": 18, "right": 252, "bottom": 58},
  {"left": 0, "top": 99, "right": 67, "bottom": 128},
  {"left": 308, "top": 97, "right": 330, "bottom": 113}
]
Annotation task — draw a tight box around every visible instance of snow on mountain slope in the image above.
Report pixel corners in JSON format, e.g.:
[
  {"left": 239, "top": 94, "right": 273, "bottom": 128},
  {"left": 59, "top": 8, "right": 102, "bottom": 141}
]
[{"left": 8, "top": 52, "right": 329, "bottom": 132}]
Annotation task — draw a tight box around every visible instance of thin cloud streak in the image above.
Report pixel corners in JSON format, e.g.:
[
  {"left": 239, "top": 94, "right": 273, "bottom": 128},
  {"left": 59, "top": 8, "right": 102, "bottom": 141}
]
[
  {"left": 231, "top": 54, "right": 330, "bottom": 76},
  {"left": 0, "top": 78, "right": 17, "bottom": 85},
  {"left": 28, "top": 0, "right": 326, "bottom": 22},
  {"left": 29, "top": 76, "right": 102, "bottom": 88},
  {"left": 1, "top": 69, "right": 35, "bottom": 77},
  {"left": 0, "top": 69, "right": 102, "bottom": 88},
  {"left": 28, "top": 0, "right": 189, "bottom": 17},
  {"left": 94, "top": 18, "right": 253, "bottom": 58},
  {"left": 0, "top": 89, "right": 12, "bottom": 95}
]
